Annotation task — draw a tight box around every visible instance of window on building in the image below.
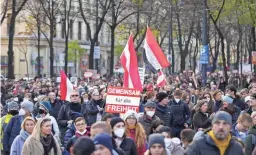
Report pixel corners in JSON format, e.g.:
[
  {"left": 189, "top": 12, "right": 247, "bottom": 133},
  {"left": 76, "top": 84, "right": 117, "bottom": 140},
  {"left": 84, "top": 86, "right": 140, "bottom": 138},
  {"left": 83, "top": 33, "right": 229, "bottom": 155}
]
[
  {"left": 1, "top": 56, "right": 8, "bottom": 77},
  {"left": 61, "top": 19, "right": 65, "bottom": 38},
  {"left": 78, "top": 21, "right": 82, "bottom": 40},
  {"left": 70, "top": 20, "right": 73, "bottom": 39}
]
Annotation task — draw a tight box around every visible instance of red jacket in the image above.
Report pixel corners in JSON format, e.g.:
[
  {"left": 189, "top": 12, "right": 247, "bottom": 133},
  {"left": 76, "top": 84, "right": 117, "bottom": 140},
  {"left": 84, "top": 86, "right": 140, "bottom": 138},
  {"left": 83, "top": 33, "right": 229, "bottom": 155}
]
[{"left": 127, "top": 128, "right": 146, "bottom": 155}]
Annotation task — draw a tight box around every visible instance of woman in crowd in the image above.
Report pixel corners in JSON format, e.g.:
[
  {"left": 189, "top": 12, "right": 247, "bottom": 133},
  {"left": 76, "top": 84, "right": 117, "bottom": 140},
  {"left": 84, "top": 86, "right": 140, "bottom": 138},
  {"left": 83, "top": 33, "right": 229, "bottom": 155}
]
[
  {"left": 22, "top": 117, "right": 61, "bottom": 155},
  {"left": 213, "top": 90, "right": 223, "bottom": 112},
  {"left": 192, "top": 99, "right": 213, "bottom": 131},
  {"left": 182, "top": 93, "right": 194, "bottom": 111},
  {"left": 10, "top": 117, "right": 36, "bottom": 155},
  {"left": 123, "top": 110, "right": 147, "bottom": 155},
  {"left": 110, "top": 117, "right": 138, "bottom": 155},
  {"left": 145, "top": 134, "right": 168, "bottom": 155},
  {"left": 149, "top": 120, "right": 165, "bottom": 135},
  {"left": 201, "top": 92, "right": 215, "bottom": 114},
  {"left": 220, "top": 95, "right": 241, "bottom": 123}
]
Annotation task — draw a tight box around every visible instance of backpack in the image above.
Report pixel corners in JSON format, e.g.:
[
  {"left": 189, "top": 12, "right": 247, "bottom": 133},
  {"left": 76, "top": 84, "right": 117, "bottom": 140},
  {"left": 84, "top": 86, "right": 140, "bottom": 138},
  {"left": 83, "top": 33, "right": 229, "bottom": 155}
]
[{"left": 170, "top": 101, "right": 185, "bottom": 126}]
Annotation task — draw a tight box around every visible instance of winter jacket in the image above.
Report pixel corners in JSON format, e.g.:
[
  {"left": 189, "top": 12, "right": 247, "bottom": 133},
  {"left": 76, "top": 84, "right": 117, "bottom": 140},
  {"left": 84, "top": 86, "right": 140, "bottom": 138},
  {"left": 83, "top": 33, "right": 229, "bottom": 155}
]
[
  {"left": 231, "top": 123, "right": 248, "bottom": 142},
  {"left": 185, "top": 131, "right": 243, "bottom": 155},
  {"left": 119, "top": 137, "right": 138, "bottom": 155},
  {"left": 155, "top": 103, "right": 172, "bottom": 127},
  {"left": 126, "top": 128, "right": 146, "bottom": 155},
  {"left": 213, "top": 100, "right": 222, "bottom": 112},
  {"left": 21, "top": 135, "right": 61, "bottom": 155},
  {"left": 3, "top": 115, "right": 24, "bottom": 153},
  {"left": 166, "top": 141, "right": 184, "bottom": 155},
  {"left": 138, "top": 114, "right": 160, "bottom": 136},
  {"left": 245, "top": 125, "right": 256, "bottom": 155},
  {"left": 49, "top": 99, "right": 63, "bottom": 119},
  {"left": 0, "top": 114, "right": 14, "bottom": 150},
  {"left": 85, "top": 100, "right": 100, "bottom": 126},
  {"left": 192, "top": 111, "right": 211, "bottom": 131},
  {"left": 233, "top": 97, "right": 246, "bottom": 111},
  {"left": 169, "top": 100, "right": 191, "bottom": 127},
  {"left": 65, "top": 131, "right": 91, "bottom": 152},
  {"left": 10, "top": 130, "right": 30, "bottom": 155},
  {"left": 253, "top": 146, "right": 256, "bottom": 155},
  {"left": 232, "top": 106, "right": 241, "bottom": 124}
]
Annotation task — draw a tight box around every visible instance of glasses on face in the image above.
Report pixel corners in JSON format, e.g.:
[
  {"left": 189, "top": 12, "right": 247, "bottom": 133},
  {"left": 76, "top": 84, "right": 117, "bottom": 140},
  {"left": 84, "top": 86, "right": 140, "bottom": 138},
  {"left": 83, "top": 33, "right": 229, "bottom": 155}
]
[
  {"left": 75, "top": 123, "right": 85, "bottom": 127},
  {"left": 127, "top": 116, "right": 136, "bottom": 120}
]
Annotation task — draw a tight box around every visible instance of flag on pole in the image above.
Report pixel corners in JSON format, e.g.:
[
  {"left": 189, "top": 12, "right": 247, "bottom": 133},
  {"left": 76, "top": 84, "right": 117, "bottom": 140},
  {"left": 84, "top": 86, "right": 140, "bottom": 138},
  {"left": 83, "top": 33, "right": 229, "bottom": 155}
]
[
  {"left": 144, "top": 27, "right": 170, "bottom": 71},
  {"left": 120, "top": 34, "right": 142, "bottom": 91},
  {"left": 60, "top": 70, "right": 74, "bottom": 101},
  {"left": 157, "top": 70, "right": 167, "bottom": 87}
]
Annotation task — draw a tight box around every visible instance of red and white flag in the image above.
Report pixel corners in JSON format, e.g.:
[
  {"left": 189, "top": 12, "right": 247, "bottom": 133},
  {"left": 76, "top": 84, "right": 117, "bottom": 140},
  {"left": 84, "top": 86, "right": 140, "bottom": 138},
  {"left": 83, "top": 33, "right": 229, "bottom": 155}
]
[
  {"left": 157, "top": 70, "right": 167, "bottom": 87},
  {"left": 60, "top": 70, "right": 74, "bottom": 101},
  {"left": 144, "top": 27, "right": 170, "bottom": 70},
  {"left": 120, "top": 34, "right": 142, "bottom": 91}
]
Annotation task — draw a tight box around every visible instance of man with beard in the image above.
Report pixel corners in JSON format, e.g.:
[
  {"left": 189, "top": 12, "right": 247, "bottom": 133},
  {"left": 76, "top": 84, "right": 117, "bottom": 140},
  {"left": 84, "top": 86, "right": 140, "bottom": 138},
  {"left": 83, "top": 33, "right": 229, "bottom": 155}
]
[{"left": 185, "top": 111, "right": 243, "bottom": 155}]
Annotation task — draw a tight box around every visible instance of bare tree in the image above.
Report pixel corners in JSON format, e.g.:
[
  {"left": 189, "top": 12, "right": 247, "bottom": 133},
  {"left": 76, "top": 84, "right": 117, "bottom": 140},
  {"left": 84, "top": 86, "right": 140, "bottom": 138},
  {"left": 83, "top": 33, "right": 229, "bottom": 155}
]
[
  {"left": 78, "top": 0, "right": 112, "bottom": 69},
  {"left": 0, "top": 0, "right": 9, "bottom": 25},
  {"left": 17, "top": 32, "right": 29, "bottom": 78},
  {"left": 7, "top": 0, "right": 29, "bottom": 79}
]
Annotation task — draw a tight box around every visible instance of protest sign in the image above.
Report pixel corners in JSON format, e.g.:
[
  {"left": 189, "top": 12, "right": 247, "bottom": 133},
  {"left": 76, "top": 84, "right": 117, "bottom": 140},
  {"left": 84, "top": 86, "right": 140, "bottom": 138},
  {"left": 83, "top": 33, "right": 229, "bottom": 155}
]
[{"left": 105, "top": 87, "right": 141, "bottom": 113}]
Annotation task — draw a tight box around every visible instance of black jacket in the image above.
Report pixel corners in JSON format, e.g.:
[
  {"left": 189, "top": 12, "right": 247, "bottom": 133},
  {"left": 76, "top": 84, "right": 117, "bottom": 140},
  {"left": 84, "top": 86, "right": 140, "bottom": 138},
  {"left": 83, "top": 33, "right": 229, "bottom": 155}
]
[
  {"left": 192, "top": 111, "right": 211, "bottom": 131},
  {"left": 85, "top": 100, "right": 100, "bottom": 126},
  {"left": 138, "top": 114, "right": 160, "bottom": 136},
  {"left": 155, "top": 103, "right": 171, "bottom": 127},
  {"left": 119, "top": 137, "right": 138, "bottom": 155},
  {"left": 185, "top": 132, "right": 243, "bottom": 155},
  {"left": 233, "top": 97, "right": 246, "bottom": 111},
  {"left": 49, "top": 99, "right": 63, "bottom": 119}
]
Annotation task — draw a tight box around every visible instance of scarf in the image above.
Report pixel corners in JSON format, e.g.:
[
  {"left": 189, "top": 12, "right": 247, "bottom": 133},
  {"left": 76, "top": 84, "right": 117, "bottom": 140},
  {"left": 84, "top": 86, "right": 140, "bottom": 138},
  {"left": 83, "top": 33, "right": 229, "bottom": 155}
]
[
  {"left": 40, "top": 134, "right": 56, "bottom": 155},
  {"left": 20, "top": 129, "right": 30, "bottom": 141},
  {"left": 75, "top": 130, "right": 87, "bottom": 138},
  {"left": 208, "top": 130, "right": 231, "bottom": 155}
]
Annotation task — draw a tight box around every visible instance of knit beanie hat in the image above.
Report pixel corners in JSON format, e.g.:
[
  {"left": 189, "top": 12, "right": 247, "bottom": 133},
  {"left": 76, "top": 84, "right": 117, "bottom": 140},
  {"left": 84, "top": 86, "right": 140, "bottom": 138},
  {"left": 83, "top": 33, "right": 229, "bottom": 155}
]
[
  {"left": 212, "top": 111, "right": 232, "bottom": 125},
  {"left": 110, "top": 117, "right": 125, "bottom": 129},
  {"left": 148, "top": 133, "right": 165, "bottom": 148},
  {"left": 93, "top": 133, "right": 113, "bottom": 152},
  {"left": 73, "top": 136, "right": 95, "bottom": 155},
  {"left": 222, "top": 95, "right": 233, "bottom": 104},
  {"left": 21, "top": 101, "right": 34, "bottom": 113},
  {"left": 123, "top": 110, "right": 139, "bottom": 121},
  {"left": 156, "top": 92, "right": 168, "bottom": 102},
  {"left": 39, "top": 101, "right": 51, "bottom": 113},
  {"left": 7, "top": 101, "right": 19, "bottom": 112}
]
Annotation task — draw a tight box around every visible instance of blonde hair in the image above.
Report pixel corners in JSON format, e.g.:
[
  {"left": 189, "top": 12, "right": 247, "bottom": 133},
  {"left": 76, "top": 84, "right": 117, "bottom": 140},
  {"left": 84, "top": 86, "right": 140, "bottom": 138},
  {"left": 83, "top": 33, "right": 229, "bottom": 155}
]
[
  {"left": 31, "top": 117, "right": 51, "bottom": 141},
  {"left": 21, "top": 116, "right": 35, "bottom": 130},
  {"left": 125, "top": 122, "right": 146, "bottom": 148}
]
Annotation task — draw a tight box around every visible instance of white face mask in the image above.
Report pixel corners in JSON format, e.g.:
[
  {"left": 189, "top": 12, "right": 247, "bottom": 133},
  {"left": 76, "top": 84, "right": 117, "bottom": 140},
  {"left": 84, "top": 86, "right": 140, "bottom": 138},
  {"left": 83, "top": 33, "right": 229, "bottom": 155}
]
[
  {"left": 175, "top": 99, "right": 180, "bottom": 103},
  {"left": 164, "top": 138, "right": 172, "bottom": 146},
  {"left": 76, "top": 129, "right": 87, "bottom": 135},
  {"left": 114, "top": 128, "right": 125, "bottom": 138},
  {"left": 19, "top": 108, "right": 26, "bottom": 115},
  {"left": 146, "top": 111, "right": 155, "bottom": 117},
  {"left": 206, "top": 98, "right": 210, "bottom": 102}
]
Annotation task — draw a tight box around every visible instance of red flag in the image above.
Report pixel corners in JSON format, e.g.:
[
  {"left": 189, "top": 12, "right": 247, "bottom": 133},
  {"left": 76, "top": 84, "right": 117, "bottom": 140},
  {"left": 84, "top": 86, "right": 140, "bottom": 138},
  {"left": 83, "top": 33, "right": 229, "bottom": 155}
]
[
  {"left": 144, "top": 27, "right": 170, "bottom": 70},
  {"left": 120, "top": 35, "right": 142, "bottom": 91},
  {"left": 157, "top": 70, "right": 167, "bottom": 87},
  {"left": 60, "top": 70, "right": 74, "bottom": 101}
]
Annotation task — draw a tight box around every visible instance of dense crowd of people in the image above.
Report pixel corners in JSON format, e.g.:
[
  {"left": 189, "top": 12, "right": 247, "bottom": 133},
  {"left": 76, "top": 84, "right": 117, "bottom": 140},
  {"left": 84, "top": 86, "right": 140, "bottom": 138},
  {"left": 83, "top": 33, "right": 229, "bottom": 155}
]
[{"left": 0, "top": 72, "right": 256, "bottom": 155}]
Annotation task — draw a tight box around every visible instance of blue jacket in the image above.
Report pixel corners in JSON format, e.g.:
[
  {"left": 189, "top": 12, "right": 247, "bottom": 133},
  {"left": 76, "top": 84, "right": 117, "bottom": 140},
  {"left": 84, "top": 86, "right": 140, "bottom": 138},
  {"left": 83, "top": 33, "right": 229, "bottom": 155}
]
[
  {"left": 3, "top": 115, "right": 24, "bottom": 152},
  {"left": 64, "top": 124, "right": 76, "bottom": 147},
  {"left": 10, "top": 135, "right": 25, "bottom": 155}
]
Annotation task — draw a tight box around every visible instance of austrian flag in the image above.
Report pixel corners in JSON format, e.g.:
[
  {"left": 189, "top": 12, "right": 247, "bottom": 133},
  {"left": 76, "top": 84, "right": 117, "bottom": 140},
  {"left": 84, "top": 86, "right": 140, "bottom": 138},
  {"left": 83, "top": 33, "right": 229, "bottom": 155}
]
[
  {"left": 157, "top": 70, "right": 167, "bottom": 87},
  {"left": 144, "top": 27, "right": 170, "bottom": 70},
  {"left": 120, "top": 35, "right": 142, "bottom": 91},
  {"left": 60, "top": 70, "right": 74, "bottom": 101}
]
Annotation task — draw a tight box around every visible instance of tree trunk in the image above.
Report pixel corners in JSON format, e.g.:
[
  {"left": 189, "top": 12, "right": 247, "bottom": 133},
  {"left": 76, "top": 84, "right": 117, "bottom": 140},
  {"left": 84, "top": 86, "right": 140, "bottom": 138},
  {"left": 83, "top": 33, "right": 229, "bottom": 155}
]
[
  {"left": 236, "top": 35, "right": 241, "bottom": 70},
  {"left": 7, "top": 1, "right": 17, "bottom": 79},
  {"left": 64, "top": 35, "right": 69, "bottom": 73},
  {"left": 180, "top": 52, "right": 186, "bottom": 71},
  {"left": 252, "top": 26, "right": 256, "bottom": 73},
  {"left": 110, "top": 26, "right": 115, "bottom": 75},
  {"left": 220, "top": 37, "right": 228, "bottom": 82},
  {"left": 25, "top": 53, "right": 29, "bottom": 78},
  {"left": 226, "top": 42, "right": 231, "bottom": 68},
  {"left": 89, "top": 42, "right": 95, "bottom": 69}
]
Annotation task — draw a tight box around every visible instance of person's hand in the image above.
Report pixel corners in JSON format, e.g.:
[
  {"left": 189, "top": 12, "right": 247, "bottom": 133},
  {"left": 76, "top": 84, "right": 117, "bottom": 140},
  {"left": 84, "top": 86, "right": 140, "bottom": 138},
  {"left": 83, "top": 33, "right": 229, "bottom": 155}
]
[
  {"left": 184, "top": 123, "right": 188, "bottom": 128},
  {"left": 198, "top": 128, "right": 203, "bottom": 131},
  {"left": 210, "top": 112, "right": 215, "bottom": 119}
]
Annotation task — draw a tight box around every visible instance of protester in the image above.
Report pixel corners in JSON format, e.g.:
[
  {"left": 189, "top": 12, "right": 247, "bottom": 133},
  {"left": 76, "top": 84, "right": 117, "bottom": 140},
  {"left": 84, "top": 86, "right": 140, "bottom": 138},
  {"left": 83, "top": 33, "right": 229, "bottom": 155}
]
[
  {"left": 48, "top": 92, "right": 63, "bottom": 119},
  {"left": 22, "top": 117, "right": 62, "bottom": 155},
  {"left": 101, "top": 113, "right": 114, "bottom": 125},
  {"left": 139, "top": 101, "right": 160, "bottom": 136},
  {"left": 226, "top": 85, "right": 246, "bottom": 110},
  {"left": 3, "top": 101, "right": 34, "bottom": 154},
  {"left": 185, "top": 111, "right": 243, "bottom": 155},
  {"left": 213, "top": 90, "right": 223, "bottom": 112},
  {"left": 10, "top": 117, "right": 36, "bottom": 155},
  {"left": 244, "top": 93, "right": 256, "bottom": 115},
  {"left": 71, "top": 136, "right": 95, "bottom": 155},
  {"left": 110, "top": 117, "right": 138, "bottom": 155},
  {"left": 123, "top": 110, "right": 147, "bottom": 155},
  {"left": 231, "top": 113, "right": 252, "bottom": 142},
  {"left": 149, "top": 120, "right": 165, "bottom": 135},
  {"left": 155, "top": 92, "right": 171, "bottom": 127},
  {"left": 244, "top": 112, "right": 256, "bottom": 155},
  {"left": 145, "top": 134, "right": 168, "bottom": 155},
  {"left": 201, "top": 92, "right": 215, "bottom": 114},
  {"left": 180, "top": 129, "right": 195, "bottom": 149},
  {"left": 192, "top": 99, "right": 213, "bottom": 131}
]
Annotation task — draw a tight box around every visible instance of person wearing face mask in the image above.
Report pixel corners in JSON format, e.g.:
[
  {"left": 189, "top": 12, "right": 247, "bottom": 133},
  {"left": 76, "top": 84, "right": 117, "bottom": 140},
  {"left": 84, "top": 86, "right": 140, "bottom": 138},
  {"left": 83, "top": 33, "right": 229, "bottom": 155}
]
[
  {"left": 110, "top": 117, "right": 138, "bottom": 155},
  {"left": 36, "top": 101, "right": 60, "bottom": 140},
  {"left": 0, "top": 101, "right": 19, "bottom": 154},
  {"left": 3, "top": 100, "right": 34, "bottom": 155},
  {"left": 157, "top": 126, "right": 184, "bottom": 155},
  {"left": 169, "top": 90, "right": 191, "bottom": 138},
  {"left": 139, "top": 101, "right": 160, "bottom": 136}
]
